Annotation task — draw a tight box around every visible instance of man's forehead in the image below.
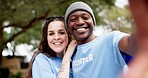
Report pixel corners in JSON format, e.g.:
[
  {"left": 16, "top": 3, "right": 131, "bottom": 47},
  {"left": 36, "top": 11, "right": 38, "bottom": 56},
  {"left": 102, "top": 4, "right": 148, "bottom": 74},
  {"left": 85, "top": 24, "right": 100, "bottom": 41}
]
[{"left": 69, "top": 10, "right": 90, "bottom": 17}]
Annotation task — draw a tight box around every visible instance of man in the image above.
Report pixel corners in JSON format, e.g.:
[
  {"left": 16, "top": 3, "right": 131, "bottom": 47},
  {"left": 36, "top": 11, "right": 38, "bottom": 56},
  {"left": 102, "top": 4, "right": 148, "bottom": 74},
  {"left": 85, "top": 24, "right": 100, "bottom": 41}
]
[{"left": 64, "top": 1, "right": 148, "bottom": 78}]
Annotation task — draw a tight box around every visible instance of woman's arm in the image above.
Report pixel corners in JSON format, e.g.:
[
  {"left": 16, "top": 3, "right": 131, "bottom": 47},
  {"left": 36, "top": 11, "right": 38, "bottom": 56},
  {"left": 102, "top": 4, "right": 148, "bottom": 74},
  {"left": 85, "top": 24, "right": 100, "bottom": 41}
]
[{"left": 57, "top": 40, "right": 77, "bottom": 78}]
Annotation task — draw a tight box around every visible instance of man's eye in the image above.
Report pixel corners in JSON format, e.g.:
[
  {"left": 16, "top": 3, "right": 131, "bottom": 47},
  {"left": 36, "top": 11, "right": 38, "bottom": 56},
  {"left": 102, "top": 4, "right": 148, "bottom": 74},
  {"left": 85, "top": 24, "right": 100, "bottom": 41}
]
[
  {"left": 70, "top": 19, "right": 76, "bottom": 22},
  {"left": 83, "top": 16, "right": 89, "bottom": 20},
  {"left": 69, "top": 17, "right": 77, "bottom": 22}
]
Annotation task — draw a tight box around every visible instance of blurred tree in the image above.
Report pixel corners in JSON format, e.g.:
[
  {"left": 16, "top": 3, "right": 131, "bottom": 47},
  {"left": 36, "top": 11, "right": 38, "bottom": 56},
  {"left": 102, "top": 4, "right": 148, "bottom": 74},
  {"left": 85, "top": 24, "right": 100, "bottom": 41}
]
[
  {"left": 100, "top": 6, "right": 133, "bottom": 33},
  {"left": 0, "top": 0, "right": 132, "bottom": 65}
]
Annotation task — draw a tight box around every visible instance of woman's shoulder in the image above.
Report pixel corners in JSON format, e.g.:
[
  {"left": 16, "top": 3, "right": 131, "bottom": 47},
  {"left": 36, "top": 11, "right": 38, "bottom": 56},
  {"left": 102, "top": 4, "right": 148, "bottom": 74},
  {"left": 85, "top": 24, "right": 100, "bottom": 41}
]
[
  {"left": 36, "top": 53, "right": 46, "bottom": 58},
  {"left": 35, "top": 52, "right": 62, "bottom": 63},
  {"left": 35, "top": 53, "right": 51, "bottom": 61}
]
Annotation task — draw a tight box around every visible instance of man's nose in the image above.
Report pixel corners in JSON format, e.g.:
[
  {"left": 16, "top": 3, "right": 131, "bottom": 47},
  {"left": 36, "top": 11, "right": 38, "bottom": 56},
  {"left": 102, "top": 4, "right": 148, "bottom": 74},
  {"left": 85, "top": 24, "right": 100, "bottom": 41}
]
[{"left": 76, "top": 18, "right": 84, "bottom": 26}]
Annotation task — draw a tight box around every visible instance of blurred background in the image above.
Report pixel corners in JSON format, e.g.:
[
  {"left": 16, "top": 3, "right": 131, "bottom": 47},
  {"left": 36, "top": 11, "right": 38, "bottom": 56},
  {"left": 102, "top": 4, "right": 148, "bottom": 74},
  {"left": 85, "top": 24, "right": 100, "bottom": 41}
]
[{"left": 1, "top": 0, "right": 145, "bottom": 78}]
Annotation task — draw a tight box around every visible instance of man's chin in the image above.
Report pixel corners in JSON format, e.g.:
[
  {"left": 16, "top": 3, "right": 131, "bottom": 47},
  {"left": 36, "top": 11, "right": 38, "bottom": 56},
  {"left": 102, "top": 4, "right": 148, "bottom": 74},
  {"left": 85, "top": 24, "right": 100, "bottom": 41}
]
[{"left": 76, "top": 36, "right": 88, "bottom": 41}]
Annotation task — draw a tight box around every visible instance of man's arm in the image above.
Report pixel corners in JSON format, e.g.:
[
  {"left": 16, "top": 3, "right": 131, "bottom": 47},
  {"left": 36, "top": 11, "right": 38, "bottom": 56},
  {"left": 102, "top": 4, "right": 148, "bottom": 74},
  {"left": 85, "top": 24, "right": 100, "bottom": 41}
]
[
  {"left": 122, "top": 0, "right": 148, "bottom": 78},
  {"left": 119, "top": 0, "right": 148, "bottom": 55}
]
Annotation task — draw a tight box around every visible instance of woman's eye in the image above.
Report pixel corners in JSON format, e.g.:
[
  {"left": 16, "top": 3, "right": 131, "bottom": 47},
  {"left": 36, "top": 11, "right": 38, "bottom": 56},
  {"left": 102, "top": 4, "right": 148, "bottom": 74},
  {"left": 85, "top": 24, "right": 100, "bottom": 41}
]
[
  {"left": 59, "top": 32, "right": 66, "bottom": 35},
  {"left": 48, "top": 33, "right": 54, "bottom": 36}
]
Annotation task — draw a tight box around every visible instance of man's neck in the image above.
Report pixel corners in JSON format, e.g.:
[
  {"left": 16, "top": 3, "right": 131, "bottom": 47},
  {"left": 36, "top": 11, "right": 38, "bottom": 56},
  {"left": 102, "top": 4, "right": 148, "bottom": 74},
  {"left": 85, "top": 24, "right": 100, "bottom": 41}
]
[{"left": 78, "top": 34, "right": 96, "bottom": 45}]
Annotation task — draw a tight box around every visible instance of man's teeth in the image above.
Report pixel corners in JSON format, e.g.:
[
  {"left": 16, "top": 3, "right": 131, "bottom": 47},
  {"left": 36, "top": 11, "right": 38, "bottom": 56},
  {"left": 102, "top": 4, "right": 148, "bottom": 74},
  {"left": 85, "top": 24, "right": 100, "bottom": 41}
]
[{"left": 77, "top": 28, "right": 86, "bottom": 31}]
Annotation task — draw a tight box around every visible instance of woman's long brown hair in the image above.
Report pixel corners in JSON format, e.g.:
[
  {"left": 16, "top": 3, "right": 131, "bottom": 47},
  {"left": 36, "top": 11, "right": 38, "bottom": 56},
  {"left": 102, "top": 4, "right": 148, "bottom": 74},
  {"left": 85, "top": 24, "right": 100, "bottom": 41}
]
[{"left": 26, "top": 16, "right": 71, "bottom": 78}]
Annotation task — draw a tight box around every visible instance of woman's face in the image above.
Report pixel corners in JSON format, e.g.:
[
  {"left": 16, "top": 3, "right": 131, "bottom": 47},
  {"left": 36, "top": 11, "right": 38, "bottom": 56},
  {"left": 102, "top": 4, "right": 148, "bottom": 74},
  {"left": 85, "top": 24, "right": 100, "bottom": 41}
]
[{"left": 47, "top": 20, "right": 68, "bottom": 57}]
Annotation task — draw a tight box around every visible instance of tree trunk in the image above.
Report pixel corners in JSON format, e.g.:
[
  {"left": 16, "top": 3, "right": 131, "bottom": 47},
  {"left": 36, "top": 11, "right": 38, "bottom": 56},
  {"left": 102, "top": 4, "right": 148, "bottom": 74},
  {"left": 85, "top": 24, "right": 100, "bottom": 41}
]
[
  {"left": 0, "top": 20, "right": 3, "bottom": 65},
  {"left": 0, "top": 48, "right": 2, "bottom": 65}
]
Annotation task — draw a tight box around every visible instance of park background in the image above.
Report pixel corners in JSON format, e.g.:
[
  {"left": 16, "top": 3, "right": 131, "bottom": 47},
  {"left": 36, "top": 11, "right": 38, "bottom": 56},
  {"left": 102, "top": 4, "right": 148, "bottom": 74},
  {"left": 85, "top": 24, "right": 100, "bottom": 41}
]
[{"left": 0, "top": 0, "right": 148, "bottom": 78}]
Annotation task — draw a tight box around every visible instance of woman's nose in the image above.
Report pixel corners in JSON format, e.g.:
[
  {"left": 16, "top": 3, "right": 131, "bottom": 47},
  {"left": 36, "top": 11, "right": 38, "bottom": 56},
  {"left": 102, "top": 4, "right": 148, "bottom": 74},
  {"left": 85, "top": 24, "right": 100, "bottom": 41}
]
[{"left": 54, "top": 33, "right": 60, "bottom": 40}]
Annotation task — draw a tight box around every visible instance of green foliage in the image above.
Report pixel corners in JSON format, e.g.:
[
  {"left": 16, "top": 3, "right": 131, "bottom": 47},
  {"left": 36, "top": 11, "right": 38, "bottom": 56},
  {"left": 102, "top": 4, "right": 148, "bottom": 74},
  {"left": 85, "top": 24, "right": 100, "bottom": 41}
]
[
  {"left": 99, "top": 0, "right": 115, "bottom": 6},
  {"left": 100, "top": 6, "right": 132, "bottom": 33},
  {"left": 9, "top": 72, "right": 22, "bottom": 78},
  {"left": 14, "top": 21, "right": 43, "bottom": 44},
  {"left": 0, "top": 0, "right": 116, "bottom": 46},
  {"left": 0, "top": 0, "right": 51, "bottom": 23},
  {"left": 0, "top": 67, "right": 10, "bottom": 78},
  {"left": 0, "top": 0, "right": 133, "bottom": 58},
  {"left": 0, "top": 66, "right": 22, "bottom": 78}
]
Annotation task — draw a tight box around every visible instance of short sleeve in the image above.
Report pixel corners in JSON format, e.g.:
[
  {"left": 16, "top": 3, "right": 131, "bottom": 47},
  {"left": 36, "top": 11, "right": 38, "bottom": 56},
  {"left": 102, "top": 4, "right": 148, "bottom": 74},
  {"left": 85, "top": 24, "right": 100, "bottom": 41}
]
[
  {"left": 32, "top": 53, "right": 56, "bottom": 78},
  {"left": 111, "top": 31, "right": 129, "bottom": 66}
]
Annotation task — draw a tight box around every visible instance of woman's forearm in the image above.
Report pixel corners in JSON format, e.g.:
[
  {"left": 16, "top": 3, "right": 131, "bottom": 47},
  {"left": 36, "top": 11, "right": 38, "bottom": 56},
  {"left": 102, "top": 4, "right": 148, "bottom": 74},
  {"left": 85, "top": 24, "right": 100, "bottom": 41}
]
[
  {"left": 57, "top": 40, "right": 77, "bottom": 78},
  {"left": 57, "top": 55, "right": 71, "bottom": 78}
]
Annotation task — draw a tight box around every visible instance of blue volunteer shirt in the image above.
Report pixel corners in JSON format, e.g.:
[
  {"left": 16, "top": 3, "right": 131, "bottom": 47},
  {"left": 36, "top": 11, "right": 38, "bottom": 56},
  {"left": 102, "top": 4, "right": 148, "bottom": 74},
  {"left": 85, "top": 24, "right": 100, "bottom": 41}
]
[
  {"left": 32, "top": 53, "right": 72, "bottom": 78},
  {"left": 72, "top": 31, "right": 128, "bottom": 78}
]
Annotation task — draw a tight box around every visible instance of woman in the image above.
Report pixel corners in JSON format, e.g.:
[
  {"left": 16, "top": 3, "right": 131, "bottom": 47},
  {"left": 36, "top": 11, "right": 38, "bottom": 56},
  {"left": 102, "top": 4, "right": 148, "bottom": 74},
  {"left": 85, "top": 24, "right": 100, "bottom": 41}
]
[{"left": 26, "top": 16, "right": 77, "bottom": 78}]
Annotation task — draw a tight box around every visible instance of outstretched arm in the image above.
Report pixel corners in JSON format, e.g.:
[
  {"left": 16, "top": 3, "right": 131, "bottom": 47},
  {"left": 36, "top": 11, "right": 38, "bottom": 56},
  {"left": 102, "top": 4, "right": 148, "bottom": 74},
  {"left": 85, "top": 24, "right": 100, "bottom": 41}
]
[
  {"left": 122, "top": 0, "right": 148, "bottom": 78},
  {"left": 57, "top": 40, "right": 77, "bottom": 78}
]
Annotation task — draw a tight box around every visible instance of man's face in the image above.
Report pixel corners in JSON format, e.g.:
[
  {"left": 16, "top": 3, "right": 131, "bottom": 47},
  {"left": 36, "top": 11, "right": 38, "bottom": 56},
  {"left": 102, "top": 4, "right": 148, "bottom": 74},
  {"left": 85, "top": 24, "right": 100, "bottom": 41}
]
[{"left": 68, "top": 11, "right": 94, "bottom": 44}]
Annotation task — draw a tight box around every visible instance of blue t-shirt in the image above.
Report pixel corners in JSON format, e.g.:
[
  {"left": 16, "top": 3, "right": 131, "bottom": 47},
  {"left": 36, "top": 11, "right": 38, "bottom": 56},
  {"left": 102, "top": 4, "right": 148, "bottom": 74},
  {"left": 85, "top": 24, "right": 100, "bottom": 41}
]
[
  {"left": 72, "top": 31, "right": 128, "bottom": 78},
  {"left": 32, "top": 53, "right": 68, "bottom": 78}
]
